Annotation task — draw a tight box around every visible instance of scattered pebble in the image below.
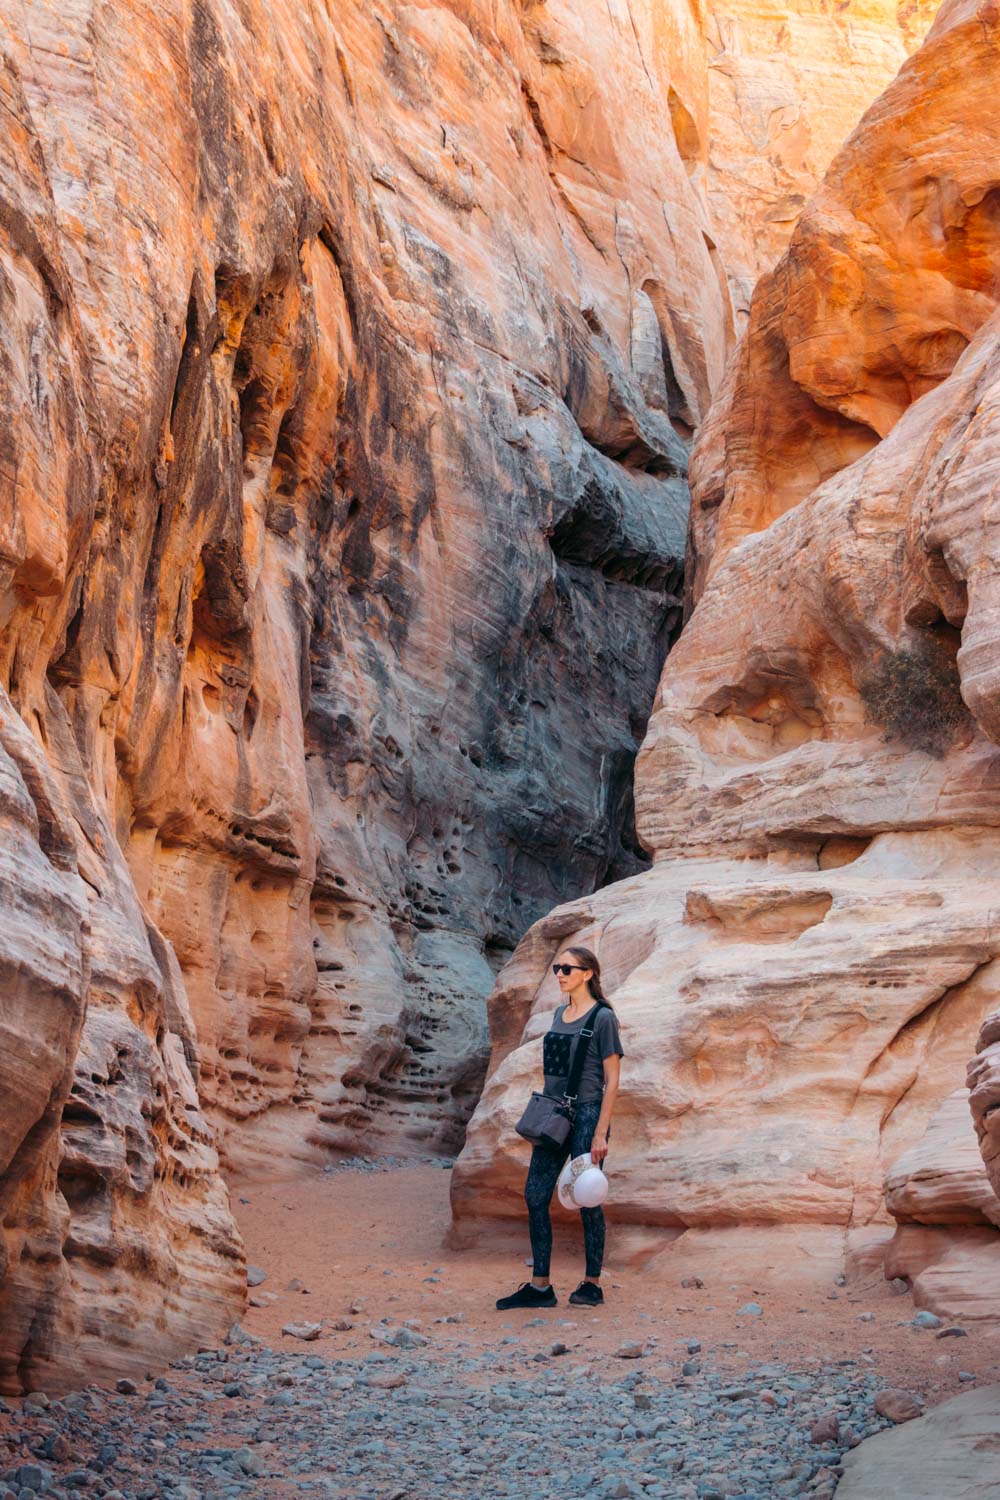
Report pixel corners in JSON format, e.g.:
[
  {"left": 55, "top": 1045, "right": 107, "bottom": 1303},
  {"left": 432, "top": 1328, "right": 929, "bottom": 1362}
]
[
  {"left": 369, "top": 1323, "right": 429, "bottom": 1350},
  {"left": 810, "top": 1412, "right": 840, "bottom": 1444},
  {"left": 281, "top": 1322, "right": 322, "bottom": 1341},
  {"left": 0, "top": 1338, "right": 945, "bottom": 1500},
  {"left": 874, "top": 1388, "right": 925, "bottom": 1423}
]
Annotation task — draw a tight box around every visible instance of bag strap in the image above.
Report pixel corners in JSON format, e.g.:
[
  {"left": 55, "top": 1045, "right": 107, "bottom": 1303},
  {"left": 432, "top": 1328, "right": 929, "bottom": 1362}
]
[{"left": 562, "top": 1003, "right": 600, "bottom": 1106}]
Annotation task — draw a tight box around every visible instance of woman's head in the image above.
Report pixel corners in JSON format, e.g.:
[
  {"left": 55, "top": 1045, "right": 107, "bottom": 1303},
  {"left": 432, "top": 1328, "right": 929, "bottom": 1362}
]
[{"left": 552, "top": 945, "right": 613, "bottom": 1009}]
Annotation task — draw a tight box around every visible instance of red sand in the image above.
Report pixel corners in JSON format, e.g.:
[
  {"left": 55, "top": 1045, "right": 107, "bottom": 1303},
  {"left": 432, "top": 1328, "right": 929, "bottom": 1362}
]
[{"left": 232, "top": 1164, "right": 1000, "bottom": 1400}]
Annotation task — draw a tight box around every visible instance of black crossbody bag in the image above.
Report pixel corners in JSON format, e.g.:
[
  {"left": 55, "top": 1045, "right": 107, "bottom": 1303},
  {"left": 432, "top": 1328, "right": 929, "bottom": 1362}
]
[{"left": 514, "top": 1004, "right": 599, "bottom": 1150}]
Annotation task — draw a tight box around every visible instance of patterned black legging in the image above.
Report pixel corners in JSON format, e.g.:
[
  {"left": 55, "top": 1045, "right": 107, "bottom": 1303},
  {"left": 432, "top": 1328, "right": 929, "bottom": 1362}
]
[{"left": 524, "top": 1099, "right": 607, "bottom": 1280}]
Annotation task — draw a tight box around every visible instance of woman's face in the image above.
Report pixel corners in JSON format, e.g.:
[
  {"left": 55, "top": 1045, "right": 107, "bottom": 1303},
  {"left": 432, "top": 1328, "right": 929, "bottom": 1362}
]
[{"left": 556, "top": 951, "right": 592, "bottom": 998}]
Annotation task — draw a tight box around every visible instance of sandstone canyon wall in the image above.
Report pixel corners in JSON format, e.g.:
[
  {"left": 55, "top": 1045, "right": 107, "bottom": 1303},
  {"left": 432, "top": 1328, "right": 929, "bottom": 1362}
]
[
  {"left": 454, "top": 0, "right": 1000, "bottom": 1318},
  {"left": 0, "top": 0, "right": 931, "bottom": 1392}
]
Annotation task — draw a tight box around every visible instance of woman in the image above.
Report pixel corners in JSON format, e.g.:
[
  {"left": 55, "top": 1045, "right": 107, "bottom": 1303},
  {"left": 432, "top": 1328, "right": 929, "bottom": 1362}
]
[{"left": 496, "top": 945, "right": 623, "bottom": 1310}]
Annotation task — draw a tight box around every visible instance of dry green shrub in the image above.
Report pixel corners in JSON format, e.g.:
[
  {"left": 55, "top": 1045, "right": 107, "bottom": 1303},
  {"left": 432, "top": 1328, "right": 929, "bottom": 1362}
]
[{"left": 859, "top": 639, "right": 969, "bottom": 758}]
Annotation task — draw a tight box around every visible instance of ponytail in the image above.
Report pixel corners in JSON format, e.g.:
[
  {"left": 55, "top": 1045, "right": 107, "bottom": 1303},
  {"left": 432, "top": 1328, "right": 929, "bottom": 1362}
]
[{"left": 564, "top": 945, "right": 615, "bottom": 1014}]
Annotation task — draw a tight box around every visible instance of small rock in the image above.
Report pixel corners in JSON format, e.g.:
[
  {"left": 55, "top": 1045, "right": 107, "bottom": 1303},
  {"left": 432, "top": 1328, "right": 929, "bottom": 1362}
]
[
  {"left": 23, "top": 1392, "right": 49, "bottom": 1412},
  {"left": 370, "top": 1324, "right": 429, "bottom": 1350},
  {"left": 225, "top": 1323, "right": 259, "bottom": 1346},
  {"left": 349, "top": 1299, "right": 365, "bottom": 1314},
  {"left": 736, "top": 1302, "right": 763, "bottom": 1317},
  {"left": 616, "top": 1341, "right": 645, "bottom": 1359},
  {"left": 550, "top": 1342, "right": 569, "bottom": 1357},
  {"left": 911, "top": 1311, "right": 942, "bottom": 1330},
  {"left": 328, "top": 1319, "right": 354, "bottom": 1331},
  {"left": 686, "top": 1338, "right": 702, "bottom": 1353},
  {"left": 810, "top": 1413, "right": 840, "bottom": 1444},
  {"left": 958, "top": 1371, "right": 977, "bottom": 1382},
  {"left": 680, "top": 1277, "right": 704, "bottom": 1289},
  {"left": 115, "top": 1379, "right": 138, "bottom": 1395},
  {"left": 935, "top": 1325, "right": 967, "bottom": 1339},
  {"left": 246, "top": 1266, "right": 267, "bottom": 1288},
  {"left": 856, "top": 1312, "right": 875, "bottom": 1323},
  {"left": 368, "top": 1371, "right": 408, "bottom": 1390},
  {"left": 39, "top": 1434, "right": 70, "bottom": 1463},
  {"left": 681, "top": 1361, "right": 700, "bottom": 1376},
  {"left": 282, "top": 1322, "right": 322, "bottom": 1341},
  {"left": 887, "top": 1276, "right": 910, "bottom": 1295},
  {"left": 286, "top": 1279, "right": 303, "bottom": 1292},
  {"left": 874, "top": 1388, "right": 924, "bottom": 1423},
  {"left": 14, "top": 1467, "right": 52, "bottom": 1495}
]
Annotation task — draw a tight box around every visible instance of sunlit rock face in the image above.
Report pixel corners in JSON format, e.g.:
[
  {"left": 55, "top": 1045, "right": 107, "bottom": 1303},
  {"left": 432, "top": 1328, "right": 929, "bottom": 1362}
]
[
  {"left": 453, "top": 0, "right": 1000, "bottom": 1320},
  {"left": 0, "top": 0, "right": 936, "bottom": 1389},
  {"left": 700, "top": 0, "right": 938, "bottom": 321}
]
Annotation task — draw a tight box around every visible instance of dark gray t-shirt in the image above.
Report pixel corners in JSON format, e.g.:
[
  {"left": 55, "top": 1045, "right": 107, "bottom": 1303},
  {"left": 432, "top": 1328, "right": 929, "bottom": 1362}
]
[{"left": 542, "top": 1004, "right": 624, "bottom": 1103}]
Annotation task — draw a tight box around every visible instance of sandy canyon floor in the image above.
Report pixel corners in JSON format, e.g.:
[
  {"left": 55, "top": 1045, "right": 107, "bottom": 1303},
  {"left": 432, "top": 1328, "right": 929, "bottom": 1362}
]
[{"left": 2, "top": 1159, "right": 1000, "bottom": 1500}]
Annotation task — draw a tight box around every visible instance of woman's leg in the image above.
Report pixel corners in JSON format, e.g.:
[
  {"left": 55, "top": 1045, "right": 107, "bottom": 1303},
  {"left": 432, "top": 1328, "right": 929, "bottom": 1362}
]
[
  {"left": 571, "top": 1101, "right": 607, "bottom": 1280},
  {"left": 524, "top": 1141, "right": 568, "bottom": 1283}
]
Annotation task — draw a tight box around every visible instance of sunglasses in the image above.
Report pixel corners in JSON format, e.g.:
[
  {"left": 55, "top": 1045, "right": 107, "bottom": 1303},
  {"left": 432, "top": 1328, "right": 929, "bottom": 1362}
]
[{"left": 552, "top": 963, "right": 589, "bottom": 975}]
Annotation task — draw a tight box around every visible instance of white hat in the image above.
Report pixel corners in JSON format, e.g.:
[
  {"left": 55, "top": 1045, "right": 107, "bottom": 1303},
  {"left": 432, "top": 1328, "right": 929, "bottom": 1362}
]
[{"left": 557, "top": 1152, "right": 609, "bottom": 1211}]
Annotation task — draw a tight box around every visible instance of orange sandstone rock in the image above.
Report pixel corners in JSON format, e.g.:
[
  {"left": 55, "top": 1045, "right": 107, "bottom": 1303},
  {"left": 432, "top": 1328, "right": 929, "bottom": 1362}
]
[
  {"left": 454, "top": 0, "right": 1000, "bottom": 1322},
  {"left": 0, "top": 0, "right": 937, "bottom": 1389}
]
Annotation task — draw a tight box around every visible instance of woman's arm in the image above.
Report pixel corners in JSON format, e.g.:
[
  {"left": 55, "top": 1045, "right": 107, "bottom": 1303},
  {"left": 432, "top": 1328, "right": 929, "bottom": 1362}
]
[{"left": 590, "top": 1054, "right": 620, "bottom": 1164}]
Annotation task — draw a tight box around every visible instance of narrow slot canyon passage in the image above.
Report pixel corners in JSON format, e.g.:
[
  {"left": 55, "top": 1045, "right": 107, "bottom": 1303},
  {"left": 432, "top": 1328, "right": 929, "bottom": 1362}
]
[{"left": 5, "top": 0, "right": 1000, "bottom": 1497}]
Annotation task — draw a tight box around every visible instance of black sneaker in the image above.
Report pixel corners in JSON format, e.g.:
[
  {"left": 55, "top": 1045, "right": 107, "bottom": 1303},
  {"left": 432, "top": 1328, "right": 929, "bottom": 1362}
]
[
  {"left": 568, "top": 1280, "right": 604, "bottom": 1306},
  {"left": 495, "top": 1281, "right": 558, "bottom": 1310}
]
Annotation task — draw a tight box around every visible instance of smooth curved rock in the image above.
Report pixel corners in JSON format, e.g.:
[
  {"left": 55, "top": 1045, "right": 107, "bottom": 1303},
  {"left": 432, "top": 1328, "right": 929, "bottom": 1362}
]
[
  {"left": 836, "top": 1385, "right": 1000, "bottom": 1499},
  {"left": 886, "top": 1091, "right": 1000, "bottom": 1230},
  {"left": 454, "top": 0, "right": 1000, "bottom": 1287}
]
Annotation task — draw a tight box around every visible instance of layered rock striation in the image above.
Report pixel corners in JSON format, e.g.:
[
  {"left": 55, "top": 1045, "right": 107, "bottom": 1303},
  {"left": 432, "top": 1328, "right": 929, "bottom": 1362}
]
[
  {"left": 0, "top": 0, "right": 934, "bottom": 1391},
  {"left": 454, "top": 0, "right": 1000, "bottom": 1315}
]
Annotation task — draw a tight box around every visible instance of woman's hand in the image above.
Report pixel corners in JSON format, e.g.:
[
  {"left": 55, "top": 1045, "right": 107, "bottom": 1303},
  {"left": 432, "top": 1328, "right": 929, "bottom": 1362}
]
[{"left": 590, "top": 1128, "right": 609, "bottom": 1165}]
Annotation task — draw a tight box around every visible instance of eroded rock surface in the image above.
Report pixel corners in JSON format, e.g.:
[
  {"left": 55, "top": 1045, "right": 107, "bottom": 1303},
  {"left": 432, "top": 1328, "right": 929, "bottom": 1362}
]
[
  {"left": 0, "top": 0, "right": 925, "bottom": 1393},
  {"left": 970, "top": 1009, "right": 1000, "bottom": 1204},
  {"left": 701, "top": 0, "right": 937, "bottom": 319},
  {"left": 454, "top": 0, "right": 1000, "bottom": 1318}
]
